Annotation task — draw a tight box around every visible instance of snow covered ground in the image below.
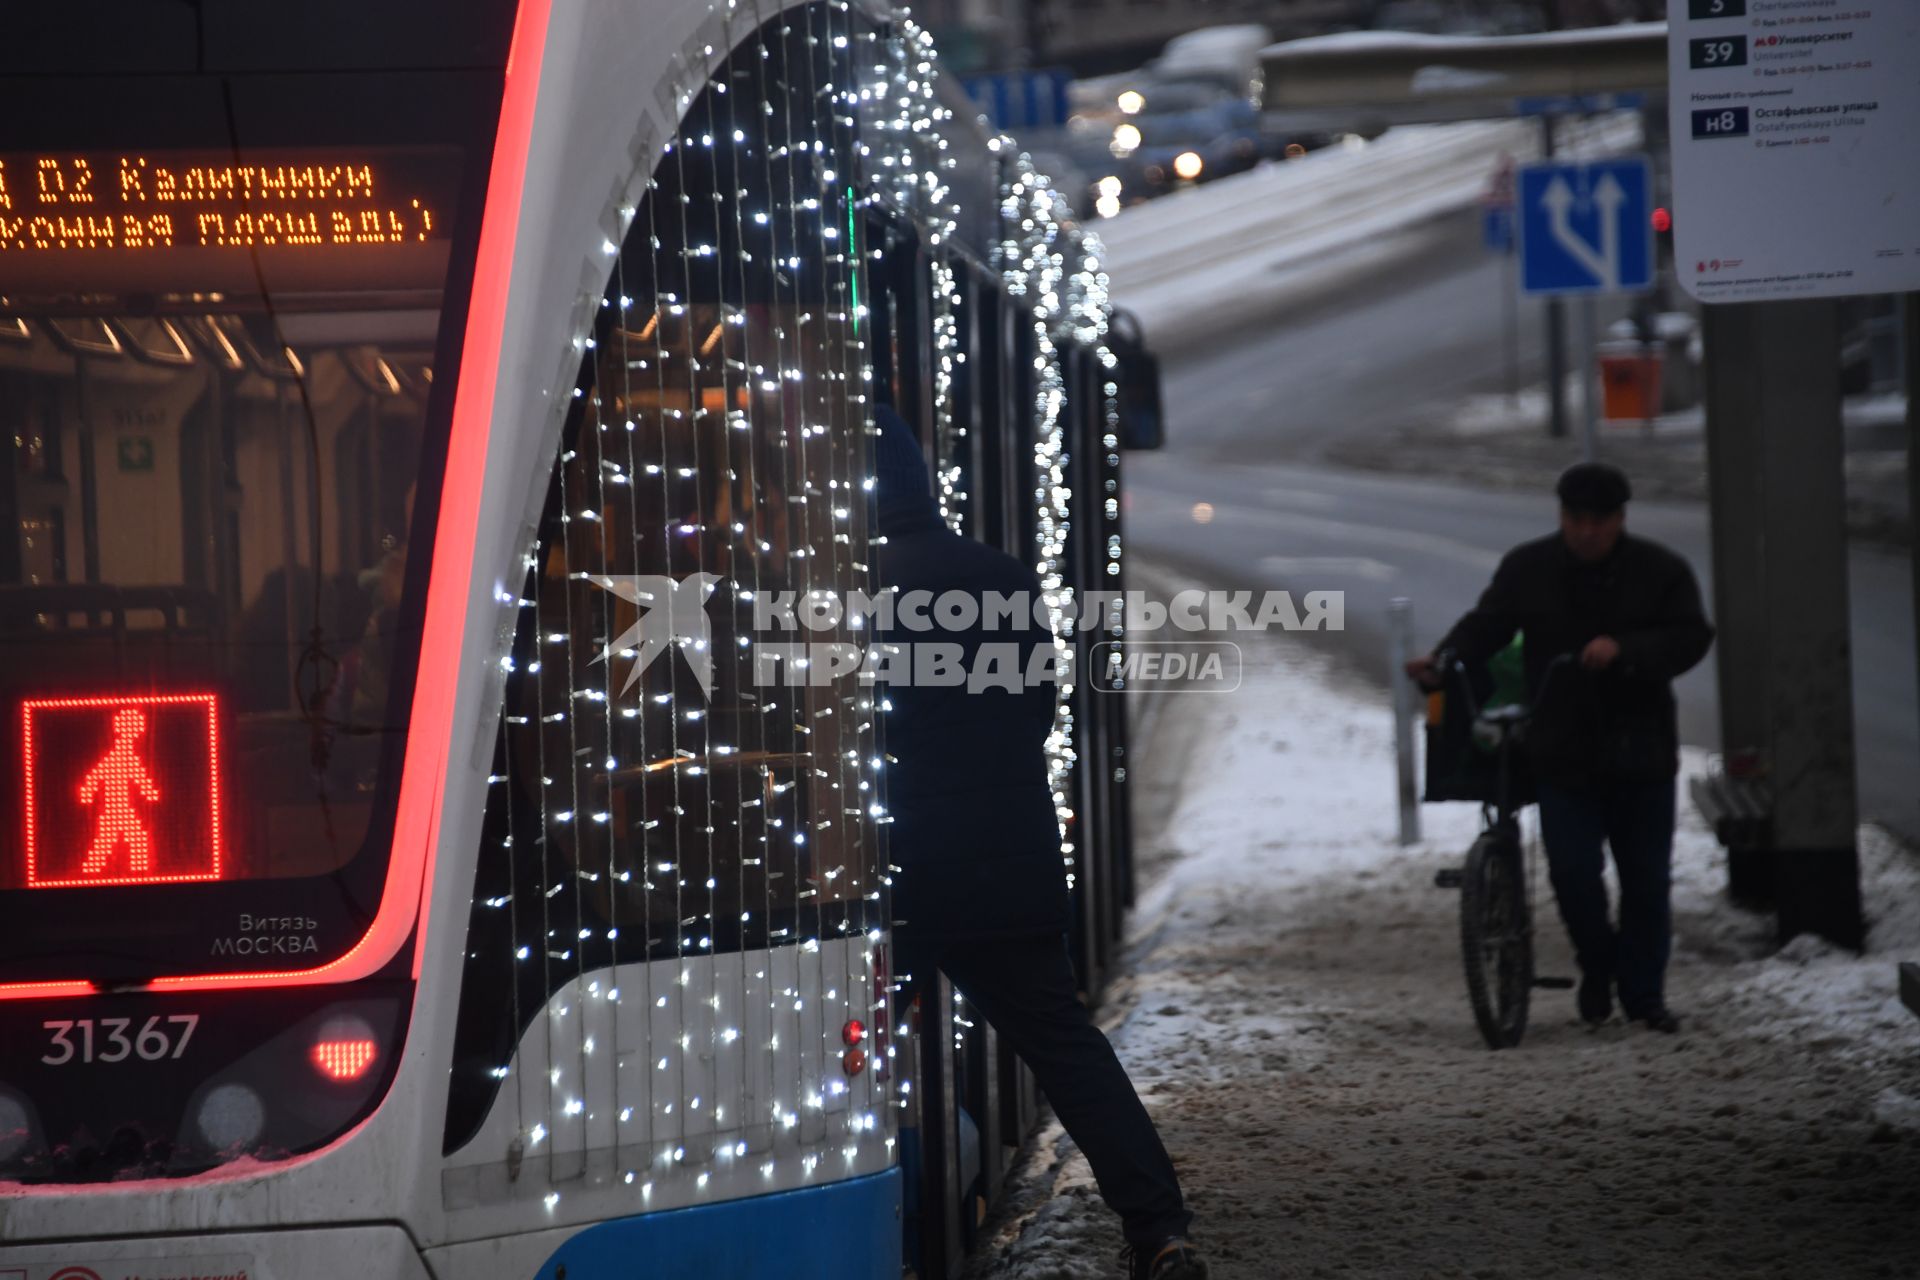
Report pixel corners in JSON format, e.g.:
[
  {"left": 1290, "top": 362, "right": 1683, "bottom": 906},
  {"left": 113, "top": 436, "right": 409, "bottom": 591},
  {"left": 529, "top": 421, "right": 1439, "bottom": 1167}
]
[
  {"left": 1095, "top": 115, "right": 1640, "bottom": 344},
  {"left": 961, "top": 629, "right": 1920, "bottom": 1280}
]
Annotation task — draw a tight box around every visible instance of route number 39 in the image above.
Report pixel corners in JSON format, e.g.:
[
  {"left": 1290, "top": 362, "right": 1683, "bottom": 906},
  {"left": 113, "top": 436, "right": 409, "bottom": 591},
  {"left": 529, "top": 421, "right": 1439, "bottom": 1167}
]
[
  {"left": 1689, "top": 35, "right": 1748, "bottom": 69},
  {"left": 42, "top": 1015, "right": 200, "bottom": 1064}
]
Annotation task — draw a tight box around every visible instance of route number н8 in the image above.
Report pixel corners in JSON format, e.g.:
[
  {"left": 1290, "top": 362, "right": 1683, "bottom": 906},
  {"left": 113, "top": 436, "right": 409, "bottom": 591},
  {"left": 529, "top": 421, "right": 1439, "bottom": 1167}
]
[{"left": 42, "top": 1015, "right": 200, "bottom": 1064}]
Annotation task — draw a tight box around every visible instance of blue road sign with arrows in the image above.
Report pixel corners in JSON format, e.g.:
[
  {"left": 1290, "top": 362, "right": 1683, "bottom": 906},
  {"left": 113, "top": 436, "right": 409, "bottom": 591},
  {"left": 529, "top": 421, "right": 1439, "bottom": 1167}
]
[{"left": 1516, "top": 156, "right": 1655, "bottom": 297}]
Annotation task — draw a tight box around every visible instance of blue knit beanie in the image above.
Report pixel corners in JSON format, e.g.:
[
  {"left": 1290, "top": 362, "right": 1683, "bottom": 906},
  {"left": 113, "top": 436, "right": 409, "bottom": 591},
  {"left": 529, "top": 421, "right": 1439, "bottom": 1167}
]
[{"left": 873, "top": 403, "right": 929, "bottom": 500}]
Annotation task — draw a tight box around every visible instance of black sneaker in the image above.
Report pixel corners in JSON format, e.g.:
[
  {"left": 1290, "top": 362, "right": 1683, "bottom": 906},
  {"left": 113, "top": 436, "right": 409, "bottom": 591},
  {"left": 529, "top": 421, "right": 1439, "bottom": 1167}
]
[
  {"left": 1577, "top": 974, "right": 1613, "bottom": 1026},
  {"left": 1119, "top": 1237, "right": 1209, "bottom": 1280},
  {"left": 1632, "top": 1007, "right": 1681, "bottom": 1034}
]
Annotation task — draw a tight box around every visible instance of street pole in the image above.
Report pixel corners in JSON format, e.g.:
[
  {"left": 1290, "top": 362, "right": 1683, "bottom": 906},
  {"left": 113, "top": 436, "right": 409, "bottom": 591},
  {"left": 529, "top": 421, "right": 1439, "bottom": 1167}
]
[
  {"left": 1503, "top": 241, "right": 1520, "bottom": 404},
  {"left": 1908, "top": 293, "right": 1920, "bottom": 791},
  {"left": 1541, "top": 115, "right": 1569, "bottom": 439},
  {"left": 1389, "top": 598, "right": 1421, "bottom": 846},
  {"left": 1701, "top": 300, "right": 1863, "bottom": 947},
  {"left": 1577, "top": 294, "right": 1599, "bottom": 462}
]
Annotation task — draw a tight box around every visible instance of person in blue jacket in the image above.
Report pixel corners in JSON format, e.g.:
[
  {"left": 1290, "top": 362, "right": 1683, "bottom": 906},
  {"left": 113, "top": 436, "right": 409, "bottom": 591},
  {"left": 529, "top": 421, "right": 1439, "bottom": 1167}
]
[{"left": 871, "top": 403, "right": 1204, "bottom": 1280}]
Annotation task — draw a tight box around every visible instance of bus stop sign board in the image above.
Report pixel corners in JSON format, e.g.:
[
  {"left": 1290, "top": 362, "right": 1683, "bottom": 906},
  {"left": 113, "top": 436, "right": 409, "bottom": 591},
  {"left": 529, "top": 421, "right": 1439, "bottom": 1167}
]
[{"left": 1666, "top": 0, "right": 1920, "bottom": 303}]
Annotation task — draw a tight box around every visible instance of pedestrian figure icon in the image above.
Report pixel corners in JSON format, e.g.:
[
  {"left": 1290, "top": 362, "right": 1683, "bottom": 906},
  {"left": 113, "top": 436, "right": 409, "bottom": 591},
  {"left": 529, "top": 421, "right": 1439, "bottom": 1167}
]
[
  {"left": 22, "top": 692, "right": 224, "bottom": 888},
  {"left": 77, "top": 708, "right": 162, "bottom": 876}
]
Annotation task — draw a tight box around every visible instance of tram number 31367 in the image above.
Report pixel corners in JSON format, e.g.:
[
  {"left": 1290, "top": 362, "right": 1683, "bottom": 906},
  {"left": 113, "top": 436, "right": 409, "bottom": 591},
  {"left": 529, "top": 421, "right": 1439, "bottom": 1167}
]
[{"left": 41, "top": 1015, "right": 200, "bottom": 1065}]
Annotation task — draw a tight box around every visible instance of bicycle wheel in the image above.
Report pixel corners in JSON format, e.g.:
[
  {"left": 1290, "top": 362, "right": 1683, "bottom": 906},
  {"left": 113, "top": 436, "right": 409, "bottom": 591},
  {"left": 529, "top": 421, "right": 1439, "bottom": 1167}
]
[{"left": 1459, "top": 828, "right": 1533, "bottom": 1048}]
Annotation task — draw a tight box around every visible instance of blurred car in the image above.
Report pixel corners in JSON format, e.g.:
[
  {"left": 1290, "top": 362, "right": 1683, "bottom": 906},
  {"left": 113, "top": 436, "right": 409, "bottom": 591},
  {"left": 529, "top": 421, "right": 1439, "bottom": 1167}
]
[
  {"left": 1093, "top": 73, "right": 1264, "bottom": 206},
  {"left": 1153, "top": 23, "right": 1271, "bottom": 101}
]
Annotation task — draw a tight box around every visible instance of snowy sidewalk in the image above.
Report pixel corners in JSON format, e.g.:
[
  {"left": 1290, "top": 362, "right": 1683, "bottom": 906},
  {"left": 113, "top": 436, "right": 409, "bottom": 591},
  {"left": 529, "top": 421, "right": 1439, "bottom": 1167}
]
[{"left": 962, "top": 635, "right": 1920, "bottom": 1280}]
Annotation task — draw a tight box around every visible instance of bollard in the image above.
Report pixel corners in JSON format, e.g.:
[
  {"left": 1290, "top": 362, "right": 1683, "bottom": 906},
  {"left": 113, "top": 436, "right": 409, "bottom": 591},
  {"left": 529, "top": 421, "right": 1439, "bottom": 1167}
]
[{"left": 1388, "top": 598, "right": 1421, "bottom": 846}]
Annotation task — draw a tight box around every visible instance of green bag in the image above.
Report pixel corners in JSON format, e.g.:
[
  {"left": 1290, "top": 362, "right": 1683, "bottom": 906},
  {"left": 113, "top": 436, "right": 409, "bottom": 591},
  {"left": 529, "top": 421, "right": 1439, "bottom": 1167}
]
[
  {"left": 1422, "top": 633, "right": 1537, "bottom": 805},
  {"left": 1477, "top": 634, "right": 1528, "bottom": 750}
]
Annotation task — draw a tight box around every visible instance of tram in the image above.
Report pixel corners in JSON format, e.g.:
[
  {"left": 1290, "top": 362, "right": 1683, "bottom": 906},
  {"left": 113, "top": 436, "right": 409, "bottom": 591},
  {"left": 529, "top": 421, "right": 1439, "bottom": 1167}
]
[{"left": 0, "top": 2, "right": 1147, "bottom": 1277}]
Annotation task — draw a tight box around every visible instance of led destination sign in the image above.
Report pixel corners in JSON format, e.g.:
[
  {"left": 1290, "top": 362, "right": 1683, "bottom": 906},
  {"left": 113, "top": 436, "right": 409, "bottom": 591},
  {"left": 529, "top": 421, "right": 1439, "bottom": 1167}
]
[{"left": 0, "top": 149, "right": 460, "bottom": 295}]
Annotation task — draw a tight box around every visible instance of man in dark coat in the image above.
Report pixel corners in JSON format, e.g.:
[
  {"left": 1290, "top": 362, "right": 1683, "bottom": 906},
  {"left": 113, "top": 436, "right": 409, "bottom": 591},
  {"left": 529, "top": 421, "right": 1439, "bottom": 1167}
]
[
  {"left": 1407, "top": 463, "right": 1714, "bottom": 1032},
  {"left": 871, "top": 404, "right": 1204, "bottom": 1280}
]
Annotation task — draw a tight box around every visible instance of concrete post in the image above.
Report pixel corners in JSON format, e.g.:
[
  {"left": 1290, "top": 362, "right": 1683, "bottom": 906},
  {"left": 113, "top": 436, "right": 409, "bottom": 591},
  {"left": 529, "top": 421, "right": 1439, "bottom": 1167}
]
[
  {"left": 1701, "top": 300, "right": 1863, "bottom": 947},
  {"left": 1389, "top": 598, "right": 1421, "bottom": 846}
]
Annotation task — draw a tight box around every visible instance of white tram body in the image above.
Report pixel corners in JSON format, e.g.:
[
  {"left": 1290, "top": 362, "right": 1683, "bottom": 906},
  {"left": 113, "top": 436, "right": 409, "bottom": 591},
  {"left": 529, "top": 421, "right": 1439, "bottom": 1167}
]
[{"left": 0, "top": 1, "right": 1133, "bottom": 1276}]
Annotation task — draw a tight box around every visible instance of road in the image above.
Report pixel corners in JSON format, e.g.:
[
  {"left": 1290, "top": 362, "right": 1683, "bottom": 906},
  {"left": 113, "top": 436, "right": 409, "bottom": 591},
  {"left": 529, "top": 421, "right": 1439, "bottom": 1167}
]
[{"left": 1123, "top": 208, "right": 1920, "bottom": 844}]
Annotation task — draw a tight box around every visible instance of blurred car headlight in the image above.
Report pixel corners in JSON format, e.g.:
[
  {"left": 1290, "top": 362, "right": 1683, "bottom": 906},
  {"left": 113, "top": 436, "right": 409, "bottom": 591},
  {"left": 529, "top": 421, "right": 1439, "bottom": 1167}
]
[
  {"left": 1173, "top": 151, "right": 1204, "bottom": 181},
  {"left": 1096, "top": 175, "right": 1123, "bottom": 199},
  {"left": 1117, "top": 89, "right": 1145, "bottom": 115},
  {"left": 1111, "top": 123, "right": 1141, "bottom": 156},
  {"left": 1095, "top": 194, "right": 1122, "bottom": 219}
]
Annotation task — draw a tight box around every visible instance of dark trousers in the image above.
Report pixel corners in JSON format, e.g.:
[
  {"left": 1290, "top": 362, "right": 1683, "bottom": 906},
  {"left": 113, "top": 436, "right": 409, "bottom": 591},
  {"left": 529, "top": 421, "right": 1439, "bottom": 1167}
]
[
  {"left": 900, "top": 930, "right": 1191, "bottom": 1247},
  {"left": 1535, "top": 777, "right": 1677, "bottom": 1018}
]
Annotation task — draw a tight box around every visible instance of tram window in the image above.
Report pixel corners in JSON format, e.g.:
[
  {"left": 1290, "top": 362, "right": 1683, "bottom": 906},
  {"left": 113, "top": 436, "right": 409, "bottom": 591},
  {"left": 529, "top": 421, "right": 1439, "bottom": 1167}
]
[
  {"left": 874, "top": 227, "right": 930, "bottom": 440},
  {"left": 0, "top": 308, "right": 442, "bottom": 894},
  {"left": 0, "top": 114, "right": 481, "bottom": 970},
  {"left": 1006, "top": 294, "right": 1039, "bottom": 557},
  {"left": 447, "top": 0, "right": 881, "bottom": 1149},
  {"left": 969, "top": 271, "right": 1010, "bottom": 553}
]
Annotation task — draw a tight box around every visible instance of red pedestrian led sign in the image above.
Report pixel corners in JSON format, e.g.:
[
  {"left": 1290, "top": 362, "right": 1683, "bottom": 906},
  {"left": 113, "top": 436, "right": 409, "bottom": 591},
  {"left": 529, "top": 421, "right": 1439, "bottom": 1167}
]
[{"left": 21, "top": 693, "right": 224, "bottom": 888}]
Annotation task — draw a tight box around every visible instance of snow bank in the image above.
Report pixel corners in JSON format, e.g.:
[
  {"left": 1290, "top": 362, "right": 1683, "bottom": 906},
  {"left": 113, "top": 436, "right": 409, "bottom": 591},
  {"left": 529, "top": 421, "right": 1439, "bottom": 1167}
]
[{"left": 1097, "top": 114, "right": 1641, "bottom": 343}]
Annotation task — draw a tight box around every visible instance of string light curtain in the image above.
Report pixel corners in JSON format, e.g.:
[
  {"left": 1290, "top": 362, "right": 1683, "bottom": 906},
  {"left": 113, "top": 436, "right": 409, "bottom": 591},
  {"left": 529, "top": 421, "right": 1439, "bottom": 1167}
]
[
  {"left": 864, "top": 8, "right": 1127, "bottom": 895},
  {"left": 446, "top": 0, "right": 889, "bottom": 1210}
]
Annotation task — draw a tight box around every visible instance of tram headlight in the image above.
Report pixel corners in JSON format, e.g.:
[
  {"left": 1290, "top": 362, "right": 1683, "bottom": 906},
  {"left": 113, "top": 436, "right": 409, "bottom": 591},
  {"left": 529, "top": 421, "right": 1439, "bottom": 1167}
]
[
  {"left": 0, "top": 1088, "right": 33, "bottom": 1161},
  {"left": 197, "top": 1082, "right": 267, "bottom": 1151}
]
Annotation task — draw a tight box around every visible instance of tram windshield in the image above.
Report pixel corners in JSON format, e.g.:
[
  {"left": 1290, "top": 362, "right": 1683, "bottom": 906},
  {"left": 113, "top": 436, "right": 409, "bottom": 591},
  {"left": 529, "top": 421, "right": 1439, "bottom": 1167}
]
[{"left": 0, "top": 141, "right": 470, "bottom": 984}]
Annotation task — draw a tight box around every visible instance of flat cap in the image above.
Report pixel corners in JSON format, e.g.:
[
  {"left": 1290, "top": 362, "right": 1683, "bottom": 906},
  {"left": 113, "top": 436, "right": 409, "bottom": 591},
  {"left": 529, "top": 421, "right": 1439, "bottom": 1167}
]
[{"left": 1555, "top": 462, "right": 1632, "bottom": 514}]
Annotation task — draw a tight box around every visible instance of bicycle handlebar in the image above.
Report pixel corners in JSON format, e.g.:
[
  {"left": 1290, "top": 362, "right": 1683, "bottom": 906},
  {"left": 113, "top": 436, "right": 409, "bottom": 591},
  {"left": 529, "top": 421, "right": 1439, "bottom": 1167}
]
[{"left": 1430, "top": 649, "right": 1578, "bottom": 725}]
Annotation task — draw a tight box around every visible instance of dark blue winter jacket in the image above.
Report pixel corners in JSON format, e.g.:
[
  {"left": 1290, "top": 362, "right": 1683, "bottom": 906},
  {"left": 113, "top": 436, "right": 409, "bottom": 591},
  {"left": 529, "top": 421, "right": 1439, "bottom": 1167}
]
[{"left": 872, "top": 407, "right": 1071, "bottom": 938}]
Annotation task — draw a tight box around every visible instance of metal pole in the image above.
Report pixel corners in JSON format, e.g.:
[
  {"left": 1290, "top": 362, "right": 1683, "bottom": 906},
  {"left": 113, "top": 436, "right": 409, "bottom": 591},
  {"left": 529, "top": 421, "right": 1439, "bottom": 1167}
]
[
  {"left": 1389, "top": 597, "right": 1421, "bottom": 846},
  {"left": 1542, "top": 115, "right": 1569, "bottom": 439},
  {"left": 1578, "top": 294, "right": 1599, "bottom": 462},
  {"left": 1907, "top": 293, "right": 1920, "bottom": 791},
  {"left": 1503, "top": 241, "right": 1520, "bottom": 404}
]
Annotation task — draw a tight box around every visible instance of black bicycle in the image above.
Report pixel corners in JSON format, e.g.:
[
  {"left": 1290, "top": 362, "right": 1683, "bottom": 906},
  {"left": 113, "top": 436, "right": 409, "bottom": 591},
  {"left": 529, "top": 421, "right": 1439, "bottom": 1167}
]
[{"left": 1426, "top": 653, "right": 1576, "bottom": 1049}]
